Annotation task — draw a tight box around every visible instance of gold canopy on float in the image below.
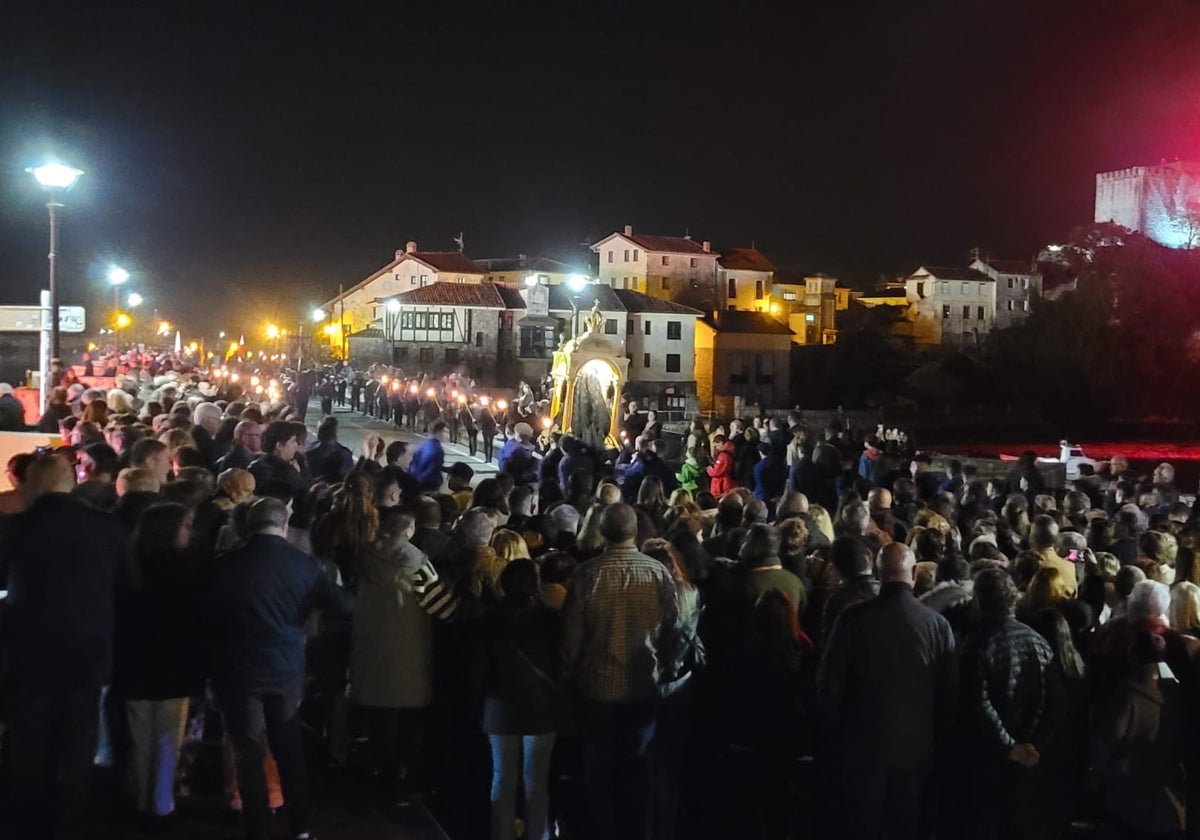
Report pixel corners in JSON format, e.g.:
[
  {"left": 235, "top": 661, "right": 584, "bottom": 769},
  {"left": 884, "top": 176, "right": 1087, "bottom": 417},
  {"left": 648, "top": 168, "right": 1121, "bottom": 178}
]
[{"left": 549, "top": 302, "right": 629, "bottom": 451}]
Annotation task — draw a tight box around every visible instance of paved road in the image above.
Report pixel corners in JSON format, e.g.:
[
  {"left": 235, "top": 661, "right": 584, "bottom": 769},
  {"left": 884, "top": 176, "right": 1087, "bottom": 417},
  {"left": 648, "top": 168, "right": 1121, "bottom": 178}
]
[{"left": 303, "top": 401, "right": 501, "bottom": 483}]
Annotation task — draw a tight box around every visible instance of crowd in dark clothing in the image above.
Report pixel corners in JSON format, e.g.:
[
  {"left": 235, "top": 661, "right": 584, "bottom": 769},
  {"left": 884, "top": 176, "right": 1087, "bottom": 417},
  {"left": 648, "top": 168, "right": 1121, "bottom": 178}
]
[{"left": 4, "top": 379, "right": 1200, "bottom": 840}]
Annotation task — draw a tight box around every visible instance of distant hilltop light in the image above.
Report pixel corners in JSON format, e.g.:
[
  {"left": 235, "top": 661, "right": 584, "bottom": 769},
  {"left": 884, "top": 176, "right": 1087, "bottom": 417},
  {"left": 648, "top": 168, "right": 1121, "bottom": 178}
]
[{"left": 1095, "top": 162, "right": 1200, "bottom": 249}]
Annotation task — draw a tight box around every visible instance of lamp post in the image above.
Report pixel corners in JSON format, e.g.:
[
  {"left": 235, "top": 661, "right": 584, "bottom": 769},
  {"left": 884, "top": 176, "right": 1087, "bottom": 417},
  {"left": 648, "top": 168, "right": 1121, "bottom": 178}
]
[
  {"left": 108, "top": 266, "right": 129, "bottom": 325},
  {"left": 28, "top": 161, "right": 84, "bottom": 395},
  {"left": 567, "top": 274, "right": 589, "bottom": 338},
  {"left": 385, "top": 298, "right": 401, "bottom": 361}
]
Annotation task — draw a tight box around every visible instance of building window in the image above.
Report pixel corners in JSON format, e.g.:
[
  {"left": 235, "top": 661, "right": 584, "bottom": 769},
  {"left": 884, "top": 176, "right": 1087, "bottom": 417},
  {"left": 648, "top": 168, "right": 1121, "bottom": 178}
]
[
  {"left": 666, "top": 354, "right": 681, "bottom": 373},
  {"left": 605, "top": 319, "right": 618, "bottom": 335},
  {"left": 727, "top": 279, "right": 737, "bottom": 299},
  {"left": 1022, "top": 277, "right": 1029, "bottom": 289},
  {"left": 755, "top": 281, "right": 764, "bottom": 300},
  {"left": 661, "top": 277, "right": 669, "bottom": 290},
  {"left": 644, "top": 321, "right": 652, "bottom": 335},
  {"left": 661, "top": 255, "right": 669, "bottom": 266},
  {"left": 1023, "top": 300, "right": 1029, "bottom": 311},
  {"left": 624, "top": 249, "right": 630, "bottom": 261},
  {"left": 940, "top": 282, "right": 949, "bottom": 294},
  {"left": 916, "top": 282, "right": 924, "bottom": 297},
  {"left": 690, "top": 258, "right": 698, "bottom": 268},
  {"left": 519, "top": 326, "right": 555, "bottom": 359},
  {"left": 663, "top": 394, "right": 685, "bottom": 410},
  {"left": 963, "top": 305, "right": 971, "bottom": 319},
  {"left": 445, "top": 348, "right": 461, "bottom": 364},
  {"left": 1007, "top": 278, "right": 1015, "bottom": 289},
  {"left": 979, "top": 283, "right": 987, "bottom": 295},
  {"left": 1006, "top": 300, "right": 1014, "bottom": 311},
  {"left": 475, "top": 331, "right": 484, "bottom": 347},
  {"left": 643, "top": 353, "right": 651, "bottom": 367},
  {"left": 942, "top": 305, "right": 951, "bottom": 319},
  {"left": 419, "top": 347, "right": 434, "bottom": 363},
  {"left": 960, "top": 283, "right": 969, "bottom": 294},
  {"left": 977, "top": 306, "right": 984, "bottom": 320},
  {"left": 410, "top": 274, "right": 418, "bottom": 285},
  {"left": 667, "top": 321, "right": 681, "bottom": 340},
  {"left": 627, "top": 318, "right": 634, "bottom": 335},
  {"left": 395, "top": 346, "right": 409, "bottom": 360},
  {"left": 420, "top": 274, "right": 428, "bottom": 287},
  {"left": 632, "top": 249, "right": 639, "bottom": 261},
  {"left": 607, "top": 250, "right": 614, "bottom": 263},
  {"left": 783, "top": 292, "right": 796, "bottom": 301}
]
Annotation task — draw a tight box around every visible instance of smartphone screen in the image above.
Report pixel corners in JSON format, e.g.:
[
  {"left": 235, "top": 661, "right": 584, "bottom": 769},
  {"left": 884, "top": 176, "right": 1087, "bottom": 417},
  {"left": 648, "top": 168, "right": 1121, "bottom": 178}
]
[{"left": 1067, "top": 550, "right": 1080, "bottom": 562}]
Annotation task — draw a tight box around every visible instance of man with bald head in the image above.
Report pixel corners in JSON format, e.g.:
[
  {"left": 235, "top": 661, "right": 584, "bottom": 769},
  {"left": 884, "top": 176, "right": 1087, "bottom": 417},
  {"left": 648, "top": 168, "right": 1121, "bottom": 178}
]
[
  {"left": 562, "top": 502, "right": 682, "bottom": 840},
  {"left": 817, "top": 542, "right": 957, "bottom": 840},
  {"left": 1, "top": 452, "right": 129, "bottom": 840}
]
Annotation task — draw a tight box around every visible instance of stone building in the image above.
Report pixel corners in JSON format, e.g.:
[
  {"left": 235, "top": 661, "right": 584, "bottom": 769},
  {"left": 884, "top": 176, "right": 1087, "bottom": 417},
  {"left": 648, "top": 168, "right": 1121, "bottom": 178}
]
[
  {"left": 694, "top": 310, "right": 794, "bottom": 413},
  {"left": 1095, "top": 162, "right": 1200, "bottom": 249}
]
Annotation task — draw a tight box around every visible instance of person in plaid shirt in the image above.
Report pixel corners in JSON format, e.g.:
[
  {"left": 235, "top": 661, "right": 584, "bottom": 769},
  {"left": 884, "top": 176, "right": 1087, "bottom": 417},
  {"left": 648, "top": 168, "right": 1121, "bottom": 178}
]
[{"left": 561, "top": 502, "right": 682, "bottom": 840}]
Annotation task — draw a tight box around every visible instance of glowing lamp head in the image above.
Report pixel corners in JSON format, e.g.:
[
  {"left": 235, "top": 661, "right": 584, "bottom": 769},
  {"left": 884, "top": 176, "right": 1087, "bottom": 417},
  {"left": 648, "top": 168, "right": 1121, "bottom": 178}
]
[
  {"left": 392, "top": 380, "right": 401, "bottom": 391},
  {"left": 250, "top": 376, "right": 260, "bottom": 387},
  {"left": 409, "top": 384, "right": 418, "bottom": 394},
  {"left": 126, "top": 292, "right": 143, "bottom": 308},
  {"left": 479, "top": 395, "right": 489, "bottom": 406},
  {"left": 108, "top": 266, "right": 130, "bottom": 285},
  {"left": 255, "top": 385, "right": 264, "bottom": 395},
  {"left": 524, "top": 274, "right": 539, "bottom": 287},
  {"left": 496, "top": 399, "right": 508, "bottom": 411},
  {"left": 381, "top": 375, "right": 389, "bottom": 384},
  {"left": 567, "top": 274, "right": 589, "bottom": 293},
  {"left": 188, "top": 342, "right": 198, "bottom": 353},
  {"left": 115, "top": 313, "right": 132, "bottom": 329},
  {"left": 457, "top": 394, "right": 466, "bottom": 404},
  {"left": 311, "top": 308, "right": 326, "bottom": 323},
  {"left": 29, "top": 162, "right": 84, "bottom": 190},
  {"left": 265, "top": 324, "right": 279, "bottom": 340},
  {"left": 426, "top": 388, "right": 436, "bottom": 398},
  {"left": 386, "top": 299, "right": 401, "bottom": 313},
  {"left": 542, "top": 417, "right": 552, "bottom": 430},
  {"left": 230, "top": 373, "right": 240, "bottom": 383},
  {"left": 769, "top": 303, "right": 780, "bottom": 314}
]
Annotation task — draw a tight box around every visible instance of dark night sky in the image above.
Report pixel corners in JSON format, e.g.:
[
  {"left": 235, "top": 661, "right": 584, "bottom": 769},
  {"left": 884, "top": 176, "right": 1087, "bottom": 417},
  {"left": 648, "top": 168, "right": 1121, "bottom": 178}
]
[{"left": 1, "top": 0, "right": 1198, "bottom": 338}]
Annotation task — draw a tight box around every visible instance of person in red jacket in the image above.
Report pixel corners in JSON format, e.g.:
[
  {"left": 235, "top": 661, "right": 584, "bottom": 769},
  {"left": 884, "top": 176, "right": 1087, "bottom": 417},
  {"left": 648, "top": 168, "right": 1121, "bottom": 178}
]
[{"left": 707, "top": 434, "right": 737, "bottom": 497}]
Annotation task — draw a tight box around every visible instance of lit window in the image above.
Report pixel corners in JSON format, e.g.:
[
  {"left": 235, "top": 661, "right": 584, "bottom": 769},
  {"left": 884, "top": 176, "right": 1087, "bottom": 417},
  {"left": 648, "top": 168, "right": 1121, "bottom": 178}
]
[
  {"left": 1023, "top": 300, "right": 1029, "bottom": 311},
  {"left": 783, "top": 292, "right": 796, "bottom": 301},
  {"left": 666, "top": 354, "right": 681, "bottom": 373},
  {"left": 1022, "top": 278, "right": 1030, "bottom": 289}
]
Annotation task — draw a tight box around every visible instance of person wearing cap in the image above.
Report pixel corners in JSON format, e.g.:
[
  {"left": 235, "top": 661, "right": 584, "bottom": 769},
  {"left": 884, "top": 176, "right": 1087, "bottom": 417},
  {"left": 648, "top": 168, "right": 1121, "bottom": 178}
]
[
  {"left": 0, "top": 382, "right": 27, "bottom": 431},
  {"left": 410, "top": 421, "right": 451, "bottom": 493}
]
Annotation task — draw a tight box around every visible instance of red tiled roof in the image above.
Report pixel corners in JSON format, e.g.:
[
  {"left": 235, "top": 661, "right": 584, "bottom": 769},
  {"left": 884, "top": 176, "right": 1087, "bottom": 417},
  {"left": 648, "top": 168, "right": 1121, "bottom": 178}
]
[
  {"left": 910, "top": 265, "right": 993, "bottom": 283},
  {"left": 718, "top": 248, "right": 775, "bottom": 272},
  {"left": 627, "top": 233, "right": 712, "bottom": 254},
  {"left": 410, "top": 251, "right": 488, "bottom": 275},
  {"left": 611, "top": 289, "right": 703, "bottom": 315},
  {"left": 703, "top": 311, "right": 793, "bottom": 335},
  {"left": 391, "top": 282, "right": 508, "bottom": 308},
  {"left": 477, "top": 256, "right": 580, "bottom": 274}
]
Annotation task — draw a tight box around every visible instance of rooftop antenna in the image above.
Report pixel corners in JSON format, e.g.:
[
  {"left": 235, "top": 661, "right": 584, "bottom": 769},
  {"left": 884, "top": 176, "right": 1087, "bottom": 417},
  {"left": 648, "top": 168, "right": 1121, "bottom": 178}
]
[{"left": 453, "top": 232, "right": 465, "bottom": 253}]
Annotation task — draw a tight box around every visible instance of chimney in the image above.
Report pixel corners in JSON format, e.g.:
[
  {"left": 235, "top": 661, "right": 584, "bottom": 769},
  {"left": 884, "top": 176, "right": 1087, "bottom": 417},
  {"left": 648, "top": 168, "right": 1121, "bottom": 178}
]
[
  {"left": 395, "top": 249, "right": 404, "bottom": 259},
  {"left": 406, "top": 240, "right": 418, "bottom": 254},
  {"left": 623, "top": 224, "right": 633, "bottom": 236},
  {"left": 702, "top": 240, "right": 711, "bottom": 253}
]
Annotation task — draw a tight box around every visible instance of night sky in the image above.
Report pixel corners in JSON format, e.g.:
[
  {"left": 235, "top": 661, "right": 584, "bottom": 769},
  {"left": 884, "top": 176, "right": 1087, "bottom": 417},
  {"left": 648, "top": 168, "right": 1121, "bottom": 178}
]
[{"left": 1, "top": 0, "right": 1198, "bottom": 338}]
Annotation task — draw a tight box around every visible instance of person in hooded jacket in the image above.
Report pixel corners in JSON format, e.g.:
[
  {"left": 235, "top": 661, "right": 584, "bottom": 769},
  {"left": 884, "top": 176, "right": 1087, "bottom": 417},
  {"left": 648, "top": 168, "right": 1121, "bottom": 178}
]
[{"left": 707, "top": 434, "right": 737, "bottom": 497}]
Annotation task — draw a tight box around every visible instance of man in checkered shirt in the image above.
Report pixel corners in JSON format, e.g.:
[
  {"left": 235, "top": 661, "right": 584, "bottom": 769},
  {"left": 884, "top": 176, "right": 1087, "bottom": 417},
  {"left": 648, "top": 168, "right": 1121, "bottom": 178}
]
[{"left": 562, "top": 502, "right": 682, "bottom": 840}]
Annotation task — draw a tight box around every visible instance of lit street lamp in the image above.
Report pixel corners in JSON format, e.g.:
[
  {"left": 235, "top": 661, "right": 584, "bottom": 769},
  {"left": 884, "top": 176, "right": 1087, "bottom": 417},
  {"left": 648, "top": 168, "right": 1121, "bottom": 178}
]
[
  {"left": 567, "top": 273, "right": 589, "bottom": 338},
  {"left": 127, "top": 292, "right": 143, "bottom": 308},
  {"left": 28, "top": 161, "right": 84, "bottom": 402},
  {"left": 108, "top": 265, "right": 129, "bottom": 329}
]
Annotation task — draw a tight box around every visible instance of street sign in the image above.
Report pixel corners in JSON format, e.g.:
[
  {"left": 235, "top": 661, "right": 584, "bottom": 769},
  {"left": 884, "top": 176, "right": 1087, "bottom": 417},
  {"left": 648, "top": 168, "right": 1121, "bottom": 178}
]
[{"left": 0, "top": 305, "right": 86, "bottom": 333}]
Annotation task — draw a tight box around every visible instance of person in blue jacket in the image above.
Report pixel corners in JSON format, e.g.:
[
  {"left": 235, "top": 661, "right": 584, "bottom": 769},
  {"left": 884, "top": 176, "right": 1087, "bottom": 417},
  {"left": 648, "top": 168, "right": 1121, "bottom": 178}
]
[{"left": 410, "top": 422, "right": 450, "bottom": 493}]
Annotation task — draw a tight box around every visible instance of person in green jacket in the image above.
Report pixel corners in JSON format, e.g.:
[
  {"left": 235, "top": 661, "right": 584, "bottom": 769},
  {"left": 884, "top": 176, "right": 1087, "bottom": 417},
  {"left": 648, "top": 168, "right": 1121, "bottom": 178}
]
[{"left": 677, "top": 447, "right": 702, "bottom": 494}]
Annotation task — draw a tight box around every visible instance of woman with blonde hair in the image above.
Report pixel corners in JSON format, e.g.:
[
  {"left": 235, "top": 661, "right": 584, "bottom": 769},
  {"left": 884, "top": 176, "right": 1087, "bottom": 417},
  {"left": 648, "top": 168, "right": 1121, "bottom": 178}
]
[
  {"left": 1015, "top": 565, "right": 1072, "bottom": 624},
  {"left": 472, "top": 530, "right": 531, "bottom": 606},
  {"left": 807, "top": 504, "right": 834, "bottom": 544},
  {"left": 1169, "top": 581, "right": 1200, "bottom": 641}
]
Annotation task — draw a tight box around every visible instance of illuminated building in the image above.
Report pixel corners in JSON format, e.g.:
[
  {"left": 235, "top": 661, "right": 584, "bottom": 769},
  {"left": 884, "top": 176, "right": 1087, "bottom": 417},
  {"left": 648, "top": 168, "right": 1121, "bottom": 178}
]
[
  {"left": 590, "top": 225, "right": 721, "bottom": 310},
  {"left": 1095, "top": 162, "right": 1200, "bottom": 249}
]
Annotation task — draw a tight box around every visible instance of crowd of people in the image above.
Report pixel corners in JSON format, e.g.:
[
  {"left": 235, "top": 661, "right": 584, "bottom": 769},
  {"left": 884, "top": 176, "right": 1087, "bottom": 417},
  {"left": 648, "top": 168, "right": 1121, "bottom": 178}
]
[{"left": 2, "top": 368, "right": 1199, "bottom": 840}]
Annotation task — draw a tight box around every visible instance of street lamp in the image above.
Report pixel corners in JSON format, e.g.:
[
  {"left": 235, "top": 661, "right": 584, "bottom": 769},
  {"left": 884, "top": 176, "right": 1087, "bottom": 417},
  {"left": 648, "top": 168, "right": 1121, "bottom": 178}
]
[
  {"left": 567, "top": 274, "right": 589, "bottom": 338},
  {"left": 28, "top": 161, "right": 84, "bottom": 401},
  {"left": 108, "top": 265, "right": 129, "bottom": 328},
  {"left": 127, "top": 292, "right": 143, "bottom": 308},
  {"left": 311, "top": 308, "right": 326, "bottom": 323}
]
